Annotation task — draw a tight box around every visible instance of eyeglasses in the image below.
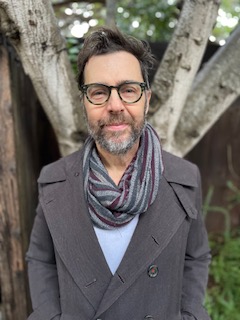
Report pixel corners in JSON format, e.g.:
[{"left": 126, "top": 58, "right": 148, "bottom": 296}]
[{"left": 80, "top": 82, "right": 147, "bottom": 105}]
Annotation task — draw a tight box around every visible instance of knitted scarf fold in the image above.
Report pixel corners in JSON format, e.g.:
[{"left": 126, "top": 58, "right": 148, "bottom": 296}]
[{"left": 83, "top": 123, "right": 164, "bottom": 229}]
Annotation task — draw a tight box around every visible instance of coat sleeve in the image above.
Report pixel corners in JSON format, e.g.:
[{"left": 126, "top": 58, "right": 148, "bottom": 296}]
[
  {"left": 181, "top": 168, "right": 211, "bottom": 320},
  {"left": 26, "top": 202, "right": 61, "bottom": 320}
]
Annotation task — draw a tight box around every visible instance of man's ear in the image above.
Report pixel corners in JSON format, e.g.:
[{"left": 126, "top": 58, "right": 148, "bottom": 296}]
[{"left": 145, "top": 89, "right": 151, "bottom": 114}]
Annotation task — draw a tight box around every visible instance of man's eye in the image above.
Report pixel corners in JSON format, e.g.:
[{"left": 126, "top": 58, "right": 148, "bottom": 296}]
[
  {"left": 121, "top": 85, "right": 138, "bottom": 94},
  {"left": 122, "top": 86, "right": 135, "bottom": 93},
  {"left": 125, "top": 88, "right": 135, "bottom": 93},
  {"left": 93, "top": 90, "right": 105, "bottom": 96},
  {"left": 89, "top": 87, "right": 108, "bottom": 97}
]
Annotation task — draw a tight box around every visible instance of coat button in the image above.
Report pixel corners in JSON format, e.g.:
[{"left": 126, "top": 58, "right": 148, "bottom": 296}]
[{"left": 148, "top": 264, "right": 158, "bottom": 278}]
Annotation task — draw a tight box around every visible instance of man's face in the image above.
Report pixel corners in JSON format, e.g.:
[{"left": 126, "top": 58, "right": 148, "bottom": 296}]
[{"left": 83, "top": 51, "right": 151, "bottom": 155}]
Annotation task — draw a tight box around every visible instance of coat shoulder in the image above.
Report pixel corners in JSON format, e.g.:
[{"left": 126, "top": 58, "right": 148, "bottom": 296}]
[
  {"left": 162, "top": 150, "right": 199, "bottom": 187},
  {"left": 38, "top": 149, "right": 84, "bottom": 184}
]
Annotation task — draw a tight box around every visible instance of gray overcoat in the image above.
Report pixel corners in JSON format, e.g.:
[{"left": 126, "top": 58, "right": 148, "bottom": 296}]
[{"left": 26, "top": 149, "right": 211, "bottom": 320}]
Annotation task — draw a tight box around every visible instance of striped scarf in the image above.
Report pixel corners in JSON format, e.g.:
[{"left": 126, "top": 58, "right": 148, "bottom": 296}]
[{"left": 83, "top": 123, "right": 164, "bottom": 229}]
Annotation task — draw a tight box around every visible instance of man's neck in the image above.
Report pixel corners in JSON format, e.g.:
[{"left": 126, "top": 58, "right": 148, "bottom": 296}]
[{"left": 96, "top": 142, "right": 139, "bottom": 186}]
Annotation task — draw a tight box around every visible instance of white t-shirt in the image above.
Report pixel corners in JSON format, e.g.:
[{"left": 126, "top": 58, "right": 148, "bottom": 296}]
[{"left": 94, "top": 215, "right": 139, "bottom": 274}]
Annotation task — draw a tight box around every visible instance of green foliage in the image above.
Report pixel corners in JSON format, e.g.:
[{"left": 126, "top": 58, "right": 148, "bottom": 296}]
[
  {"left": 116, "top": 0, "right": 179, "bottom": 42},
  {"left": 52, "top": 0, "right": 240, "bottom": 74},
  {"left": 203, "top": 181, "right": 240, "bottom": 319},
  {"left": 66, "top": 37, "right": 83, "bottom": 74},
  {"left": 205, "top": 230, "right": 240, "bottom": 320},
  {"left": 211, "top": 0, "right": 240, "bottom": 44},
  {"left": 53, "top": 0, "right": 240, "bottom": 43}
]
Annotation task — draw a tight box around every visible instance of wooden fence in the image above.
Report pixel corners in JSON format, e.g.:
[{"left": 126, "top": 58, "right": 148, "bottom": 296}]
[{"left": 0, "top": 34, "right": 59, "bottom": 320}]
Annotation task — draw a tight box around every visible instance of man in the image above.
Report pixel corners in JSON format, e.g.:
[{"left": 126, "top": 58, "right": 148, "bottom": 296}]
[{"left": 26, "top": 27, "right": 211, "bottom": 320}]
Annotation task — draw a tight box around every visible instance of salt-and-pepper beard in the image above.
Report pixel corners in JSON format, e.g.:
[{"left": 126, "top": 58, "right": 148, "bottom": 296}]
[{"left": 84, "top": 102, "right": 148, "bottom": 155}]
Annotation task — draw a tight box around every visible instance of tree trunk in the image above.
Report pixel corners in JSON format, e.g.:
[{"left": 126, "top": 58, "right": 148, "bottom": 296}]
[{"left": 0, "top": 0, "right": 87, "bottom": 156}]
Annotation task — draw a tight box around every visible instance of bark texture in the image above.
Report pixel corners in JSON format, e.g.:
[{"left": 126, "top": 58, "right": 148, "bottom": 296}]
[
  {"left": 150, "top": 0, "right": 220, "bottom": 150},
  {"left": 0, "top": 44, "right": 28, "bottom": 320},
  {"left": 173, "top": 24, "right": 240, "bottom": 156}
]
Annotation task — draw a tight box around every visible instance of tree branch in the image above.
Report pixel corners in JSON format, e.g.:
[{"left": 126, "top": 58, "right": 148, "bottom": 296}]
[
  {"left": 172, "top": 24, "right": 240, "bottom": 156},
  {"left": 150, "top": 0, "right": 220, "bottom": 148},
  {"left": 106, "top": 0, "right": 117, "bottom": 27}
]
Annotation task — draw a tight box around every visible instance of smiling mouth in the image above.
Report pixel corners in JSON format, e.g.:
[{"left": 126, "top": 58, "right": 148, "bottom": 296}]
[{"left": 105, "top": 123, "right": 128, "bottom": 131}]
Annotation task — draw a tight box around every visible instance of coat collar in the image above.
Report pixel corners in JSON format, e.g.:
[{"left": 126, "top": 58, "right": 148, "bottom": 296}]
[
  {"left": 38, "top": 148, "right": 198, "bottom": 315},
  {"left": 162, "top": 150, "right": 198, "bottom": 187},
  {"left": 38, "top": 149, "right": 198, "bottom": 187}
]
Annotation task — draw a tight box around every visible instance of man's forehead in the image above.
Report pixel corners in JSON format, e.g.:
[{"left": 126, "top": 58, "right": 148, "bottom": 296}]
[
  {"left": 86, "top": 51, "right": 140, "bottom": 66},
  {"left": 84, "top": 51, "right": 143, "bottom": 83}
]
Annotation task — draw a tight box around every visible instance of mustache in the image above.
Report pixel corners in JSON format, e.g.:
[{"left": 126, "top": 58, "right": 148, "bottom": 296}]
[{"left": 98, "top": 114, "right": 131, "bottom": 127}]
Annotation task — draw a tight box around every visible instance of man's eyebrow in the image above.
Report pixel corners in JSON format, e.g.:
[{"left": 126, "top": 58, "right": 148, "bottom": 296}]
[
  {"left": 103, "top": 80, "right": 141, "bottom": 86},
  {"left": 117, "top": 80, "right": 140, "bottom": 85},
  {"left": 88, "top": 80, "right": 141, "bottom": 87}
]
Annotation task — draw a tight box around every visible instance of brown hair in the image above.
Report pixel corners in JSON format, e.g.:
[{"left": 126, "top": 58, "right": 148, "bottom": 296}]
[{"left": 77, "top": 26, "right": 155, "bottom": 89}]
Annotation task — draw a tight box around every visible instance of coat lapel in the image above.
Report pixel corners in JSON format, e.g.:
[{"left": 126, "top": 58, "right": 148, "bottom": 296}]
[
  {"left": 94, "top": 175, "right": 194, "bottom": 318},
  {"left": 38, "top": 151, "right": 112, "bottom": 311}
]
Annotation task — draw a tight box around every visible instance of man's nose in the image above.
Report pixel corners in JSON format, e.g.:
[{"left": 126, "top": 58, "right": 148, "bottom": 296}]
[{"left": 106, "top": 89, "right": 125, "bottom": 112}]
